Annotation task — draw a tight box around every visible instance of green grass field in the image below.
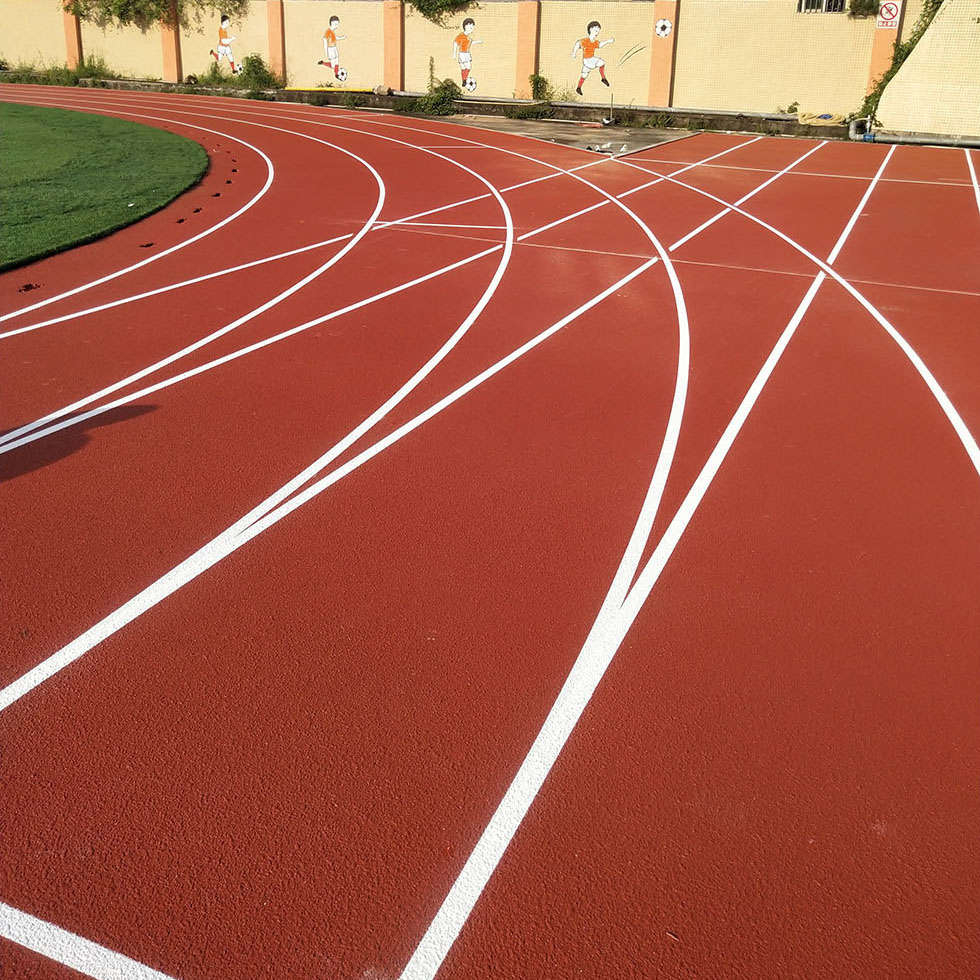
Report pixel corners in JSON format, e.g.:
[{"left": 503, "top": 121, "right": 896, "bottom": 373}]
[{"left": 0, "top": 102, "right": 208, "bottom": 271}]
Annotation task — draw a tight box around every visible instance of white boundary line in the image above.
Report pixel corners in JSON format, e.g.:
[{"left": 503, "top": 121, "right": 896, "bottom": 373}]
[
  {"left": 608, "top": 152, "right": 980, "bottom": 480},
  {"left": 0, "top": 106, "right": 275, "bottom": 325},
  {"left": 967, "top": 148, "right": 980, "bottom": 217},
  {"left": 397, "top": 136, "right": 900, "bottom": 980},
  {"left": 0, "top": 104, "right": 697, "bottom": 714},
  {"left": 0, "top": 96, "right": 757, "bottom": 456},
  {"left": 0, "top": 900, "right": 175, "bottom": 980},
  {"left": 0, "top": 95, "right": 538, "bottom": 451}
]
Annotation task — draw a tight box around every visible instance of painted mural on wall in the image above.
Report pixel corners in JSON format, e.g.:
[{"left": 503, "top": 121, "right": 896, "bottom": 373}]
[
  {"left": 210, "top": 14, "right": 241, "bottom": 75},
  {"left": 572, "top": 21, "right": 614, "bottom": 96},
  {"left": 453, "top": 17, "right": 482, "bottom": 93},
  {"left": 317, "top": 15, "right": 349, "bottom": 83}
]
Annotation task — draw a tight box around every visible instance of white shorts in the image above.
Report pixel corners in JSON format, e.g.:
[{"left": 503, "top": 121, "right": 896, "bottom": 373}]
[
  {"left": 326, "top": 45, "right": 339, "bottom": 62},
  {"left": 216, "top": 43, "right": 233, "bottom": 59},
  {"left": 581, "top": 56, "right": 605, "bottom": 75},
  {"left": 458, "top": 52, "right": 472, "bottom": 68}
]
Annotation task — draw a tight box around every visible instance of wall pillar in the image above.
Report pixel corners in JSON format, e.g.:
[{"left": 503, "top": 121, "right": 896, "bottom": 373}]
[
  {"left": 648, "top": 0, "right": 679, "bottom": 108},
  {"left": 515, "top": 1, "right": 540, "bottom": 100},
  {"left": 267, "top": 0, "right": 286, "bottom": 83},
  {"left": 161, "top": 1, "right": 182, "bottom": 83},
  {"left": 63, "top": 6, "right": 83, "bottom": 70},
  {"left": 866, "top": 1, "right": 904, "bottom": 94},
  {"left": 383, "top": 0, "right": 404, "bottom": 92}
]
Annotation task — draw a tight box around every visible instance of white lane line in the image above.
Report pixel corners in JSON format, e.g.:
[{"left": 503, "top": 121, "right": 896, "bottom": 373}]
[
  {"left": 669, "top": 140, "right": 827, "bottom": 251},
  {"left": 0, "top": 116, "right": 695, "bottom": 713},
  {"left": 611, "top": 153, "right": 980, "bottom": 480},
  {"left": 0, "top": 257, "right": 655, "bottom": 716},
  {"left": 0, "top": 111, "right": 274, "bottom": 326},
  {"left": 0, "top": 98, "right": 741, "bottom": 455},
  {"left": 0, "top": 133, "right": 767, "bottom": 459},
  {"left": 0, "top": 901, "right": 176, "bottom": 980},
  {"left": 0, "top": 105, "right": 387, "bottom": 450},
  {"left": 398, "top": 139, "right": 896, "bottom": 980},
  {"left": 967, "top": 148, "right": 980, "bottom": 217},
  {"left": 0, "top": 95, "right": 532, "bottom": 452},
  {"left": 0, "top": 158, "right": 604, "bottom": 344},
  {"left": 399, "top": 222, "right": 508, "bottom": 229},
  {"left": 0, "top": 246, "right": 502, "bottom": 458},
  {"left": 622, "top": 155, "right": 974, "bottom": 188}
]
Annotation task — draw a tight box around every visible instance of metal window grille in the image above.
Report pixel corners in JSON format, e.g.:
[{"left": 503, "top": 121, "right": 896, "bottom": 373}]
[{"left": 797, "top": 0, "right": 847, "bottom": 11}]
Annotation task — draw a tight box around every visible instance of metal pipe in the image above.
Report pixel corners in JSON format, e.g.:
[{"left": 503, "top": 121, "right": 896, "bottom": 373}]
[{"left": 849, "top": 117, "right": 980, "bottom": 148}]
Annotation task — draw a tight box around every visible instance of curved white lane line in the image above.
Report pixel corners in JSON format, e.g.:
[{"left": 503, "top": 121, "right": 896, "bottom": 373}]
[
  {"left": 0, "top": 98, "right": 387, "bottom": 450},
  {"left": 399, "top": 137, "right": 897, "bottom": 980},
  {"left": 107, "top": 94, "right": 693, "bottom": 557},
  {"left": 607, "top": 152, "right": 980, "bottom": 479},
  {"left": 0, "top": 128, "right": 759, "bottom": 461},
  {"left": 0, "top": 100, "right": 275, "bottom": 325}
]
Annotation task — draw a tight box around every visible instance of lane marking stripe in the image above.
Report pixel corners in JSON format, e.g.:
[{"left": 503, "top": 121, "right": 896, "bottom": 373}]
[{"left": 0, "top": 901, "right": 176, "bottom": 980}]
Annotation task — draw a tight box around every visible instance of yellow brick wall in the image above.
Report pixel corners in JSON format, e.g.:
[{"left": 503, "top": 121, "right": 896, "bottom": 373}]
[
  {"left": 673, "top": 0, "right": 876, "bottom": 115},
  {"left": 79, "top": 18, "right": 164, "bottom": 79},
  {"left": 877, "top": 0, "right": 980, "bottom": 136},
  {"left": 180, "top": 2, "right": 269, "bottom": 80},
  {"left": 404, "top": 4, "right": 519, "bottom": 99},
  {"left": 0, "top": 0, "right": 66, "bottom": 67},
  {"left": 538, "top": 2, "right": 655, "bottom": 105},
  {"left": 899, "top": 0, "right": 926, "bottom": 42},
  {"left": 283, "top": 0, "right": 384, "bottom": 90}
]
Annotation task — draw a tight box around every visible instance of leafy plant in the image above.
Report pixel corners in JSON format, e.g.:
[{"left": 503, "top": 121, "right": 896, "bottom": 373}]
[
  {"left": 848, "top": 0, "right": 879, "bottom": 16},
  {"left": 63, "top": 0, "right": 250, "bottom": 30},
  {"left": 343, "top": 93, "right": 367, "bottom": 109},
  {"left": 407, "top": 0, "right": 471, "bottom": 25},
  {"left": 528, "top": 73, "right": 552, "bottom": 101},
  {"left": 776, "top": 100, "right": 800, "bottom": 114},
  {"left": 198, "top": 53, "right": 281, "bottom": 89},
  {"left": 857, "top": 0, "right": 943, "bottom": 124},
  {"left": 410, "top": 78, "right": 461, "bottom": 115},
  {"left": 0, "top": 56, "right": 120, "bottom": 86}
]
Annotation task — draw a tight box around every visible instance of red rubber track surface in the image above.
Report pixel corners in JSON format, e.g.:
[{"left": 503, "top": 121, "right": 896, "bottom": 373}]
[{"left": 1, "top": 87, "right": 978, "bottom": 980}]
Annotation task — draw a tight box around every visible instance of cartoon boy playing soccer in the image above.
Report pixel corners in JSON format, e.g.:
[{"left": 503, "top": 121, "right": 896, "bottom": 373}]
[
  {"left": 318, "top": 16, "right": 348, "bottom": 80},
  {"left": 210, "top": 15, "right": 241, "bottom": 75},
  {"left": 572, "top": 21, "right": 614, "bottom": 95},
  {"left": 452, "top": 18, "right": 482, "bottom": 88}
]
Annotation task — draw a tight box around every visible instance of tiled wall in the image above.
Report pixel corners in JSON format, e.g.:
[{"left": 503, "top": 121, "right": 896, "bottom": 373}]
[
  {"left": 403, "top": 3, "right": 520, "bottom": 99},
  {"left": 878, "top": 0, "right": 980, "bottom": 136},
  {"left": 283, "top": 1, "right": 385, "bottom": 90},
  {"left": 180, "top": 1, "right": 270, "bottom": 79},
  {"left": 79, "top": 18, "right": 165, "bottom": 80},
  {"left": 538, "top": 2, "right": 656, "bottom": 105},
  {"left": 673, "top": 0, "right": 876, "bottom": 115},
  {"left": 0, "top": 0, "right": 65, "bottom": 67}
]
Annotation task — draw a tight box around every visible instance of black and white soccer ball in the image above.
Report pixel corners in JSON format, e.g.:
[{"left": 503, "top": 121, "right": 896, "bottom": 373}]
[
  {"left": 337, "top": 67, "right": 348, "bottom": 82},
  {"left": 464, "top": 76, "right": 478, "bottom": 93},
  {"left": 655, "top": 18, "right": 673, "bottom": 38}
]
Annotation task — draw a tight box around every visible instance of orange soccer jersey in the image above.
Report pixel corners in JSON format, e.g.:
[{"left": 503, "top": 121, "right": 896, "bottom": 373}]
[
  {"left": 455, "top": 33, "right": 471, "bottom": 53},
  {"left": 219, "top": 26, "right": 231, "bottom": 44},
  {"left": 580, "top": 37, "right": 600, "bottom": 58},
  {"left": 324, "top": 29, "right": 337, "bottom": 46}
]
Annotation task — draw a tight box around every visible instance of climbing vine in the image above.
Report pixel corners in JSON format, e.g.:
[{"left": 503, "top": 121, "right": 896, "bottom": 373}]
[{"left": 857, "top": 0, "right": 944, "bottom": 124}]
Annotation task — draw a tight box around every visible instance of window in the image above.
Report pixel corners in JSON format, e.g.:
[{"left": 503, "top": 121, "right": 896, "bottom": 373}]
[{"left": 797, "top": 0, "right": 847, "bottom": 11}]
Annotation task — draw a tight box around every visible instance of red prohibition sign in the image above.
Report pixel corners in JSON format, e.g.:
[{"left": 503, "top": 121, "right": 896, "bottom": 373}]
[{"left": 880, "top": 2, "right": 899, "bottom": 19}]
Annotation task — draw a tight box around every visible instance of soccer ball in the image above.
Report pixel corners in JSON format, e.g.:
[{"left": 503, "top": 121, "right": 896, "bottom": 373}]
[
  {"left": 655, "top": 18, "right": 673, "bottom": 38},
  {"left": 337, "top": 67, "right": 348, "bottom": 82},
  {"left": 464, "top": 76, "right": 477, "bottom": 93}
]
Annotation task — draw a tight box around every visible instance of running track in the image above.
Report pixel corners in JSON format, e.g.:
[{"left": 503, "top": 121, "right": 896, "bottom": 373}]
[{"left": 1, "top": 86, "right": 979, "bottom": 979}]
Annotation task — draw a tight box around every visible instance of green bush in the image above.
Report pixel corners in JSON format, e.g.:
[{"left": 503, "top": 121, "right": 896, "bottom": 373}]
[
  {"left": 343, "top": 93, "right": 367, "bottom": 109},
  {"left": 407, "top": 0, "right": 472, "bottom": 25},
  {"left": 529, "top": 73, "right": 552, "bottom": 101},
  {"left": 199, "top": 53, "right": 282, "bottom": 89},
  {"left": 0, "top": 56, "right": 120, "bottom": 86},
  {"left": 411, "top": 78, "right": 461, "bottom": 115},
  {"left": 849, "top": 0, "right": 879, "bottom": 16}
]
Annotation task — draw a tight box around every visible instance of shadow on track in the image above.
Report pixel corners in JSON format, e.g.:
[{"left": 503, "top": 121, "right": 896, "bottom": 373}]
[{"left": 0, "top": 404, "right": 157, "bottom": 483}]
